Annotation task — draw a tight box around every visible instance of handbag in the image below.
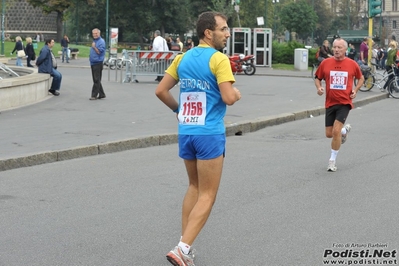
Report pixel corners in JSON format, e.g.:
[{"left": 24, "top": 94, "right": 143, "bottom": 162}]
[
  {"left": 31, "top": 53, "right": 36, "bottom": 60},
  {"left": 17, "top": 50, "right": 26, "bottom": 57}
]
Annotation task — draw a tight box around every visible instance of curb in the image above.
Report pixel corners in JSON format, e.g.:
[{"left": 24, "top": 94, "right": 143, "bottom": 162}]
[{"left": 0, "top": 93, "right": 389, "bottom": 172}]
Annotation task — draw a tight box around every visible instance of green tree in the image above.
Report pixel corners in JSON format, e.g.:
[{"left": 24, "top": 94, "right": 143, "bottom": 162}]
[
  {"left": 279, "top": 0, "right": 317, "bottom": 43},
  {"left": 27, "top": 0, "right": 96, "bottom": 42},
  {"left": 306, "top": 0, "right": 333, "bottom": 46},
  {"left": 332, "top": 0, "right": 363, "bottom": 32}
]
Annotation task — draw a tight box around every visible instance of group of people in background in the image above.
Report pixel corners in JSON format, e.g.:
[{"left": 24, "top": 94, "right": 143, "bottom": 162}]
[
  {"left": 8, "top": 30, "right": 104, "bottom": 100},
  {"left": 317, "top": 36, "right": 399, "bottom": 74},
  {"left": 151, "top": 30, "right": 196, "bottom": 82},
  {"left": 10, "top": 36, "right": 35, "bottom": 67},
  {"left": 150, "top": 31, "right": 195, "bottom": 52}
]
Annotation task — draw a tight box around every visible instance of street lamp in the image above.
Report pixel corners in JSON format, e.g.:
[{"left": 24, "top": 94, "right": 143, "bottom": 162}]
[{"left": 272, "top": 0, "right": 279, "bottom": 40}]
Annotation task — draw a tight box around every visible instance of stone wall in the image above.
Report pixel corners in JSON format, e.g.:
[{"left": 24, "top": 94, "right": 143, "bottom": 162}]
[{"left": 2, "top": 0, "right": 57, "bottom": 39}]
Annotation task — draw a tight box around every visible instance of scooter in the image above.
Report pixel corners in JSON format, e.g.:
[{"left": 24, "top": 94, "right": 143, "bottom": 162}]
[{"left": 229, "top": 54, "right": 256, "bottom": 75}]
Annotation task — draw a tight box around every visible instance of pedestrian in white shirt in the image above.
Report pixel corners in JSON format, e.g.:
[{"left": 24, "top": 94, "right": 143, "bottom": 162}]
[{"left": 152, "top": 30, "right": 169, "bottom": 81}]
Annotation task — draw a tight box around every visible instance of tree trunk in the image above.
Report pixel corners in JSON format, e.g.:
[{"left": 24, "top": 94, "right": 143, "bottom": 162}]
[{"left": 56, "top": 12, "right": 64, "bottom": 43}]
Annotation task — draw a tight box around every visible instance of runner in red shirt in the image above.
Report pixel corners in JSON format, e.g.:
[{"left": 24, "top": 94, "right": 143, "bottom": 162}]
[{"left": 314, "top": 38, "right": 364, "bottom": 172}]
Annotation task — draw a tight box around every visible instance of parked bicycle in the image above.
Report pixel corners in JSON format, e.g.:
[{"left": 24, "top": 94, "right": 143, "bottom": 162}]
[
  {"left": 386, "top": 68, "right": 399, "bottom": 99},
  {"left": 356, "top": 63, "right": 399, "bottom": 98},
  {"left": 310, "top": 62, "right": 319, "bottom": 79},
  {"left": 355, "top": 63, "right": 392, "bottom": 92}
]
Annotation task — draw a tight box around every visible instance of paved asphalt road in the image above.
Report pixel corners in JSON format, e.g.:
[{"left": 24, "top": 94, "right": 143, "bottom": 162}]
[{"left": 0, "top": 98, "right": 398, "bottom": 265}]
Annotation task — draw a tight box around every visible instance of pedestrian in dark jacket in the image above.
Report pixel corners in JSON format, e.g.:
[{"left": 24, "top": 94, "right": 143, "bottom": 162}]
[
  {"left": 318, "top": 40, "right": 333, "bottom": 62},
  {"left": 11, "top": 36, "right": 24, "bottom": 66},
  {"left": 36, "top": 39, "right": 62, "bottom": 96},
  {"left": 25, "top": 37, "right": 36, "bottom": 67},
  {"left": 89, "top": 28, "right": 106, "bottom": 100}
]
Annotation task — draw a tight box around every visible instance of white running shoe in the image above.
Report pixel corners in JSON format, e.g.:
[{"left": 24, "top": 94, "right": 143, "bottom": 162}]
[
  {"left": 166, "top": 246, "right": 195, "bottom": 266},
  {"left": 327, "top": 160, "right": 337, "bottom": 172},
  {"left": 341, "top": 124, "right": 352, "bottom": 144}
]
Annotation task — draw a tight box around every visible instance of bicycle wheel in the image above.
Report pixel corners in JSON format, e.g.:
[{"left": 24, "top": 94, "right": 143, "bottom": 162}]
[
  {"left": 310, "top": 64, "right": 317, "bottom": 79},
  {"left": 358, "top": 75, "right": 375, "bottom": 92},
  {"left": 388, "top": 78, "right": 399, "bottom": 98}
]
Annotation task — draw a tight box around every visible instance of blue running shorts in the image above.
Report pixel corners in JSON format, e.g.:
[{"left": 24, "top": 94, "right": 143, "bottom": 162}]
[{"left": 178, "top": 134, "right": 226, "bottom": 160}]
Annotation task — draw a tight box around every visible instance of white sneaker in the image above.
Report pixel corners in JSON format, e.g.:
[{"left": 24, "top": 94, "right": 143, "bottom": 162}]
[
  {"left": 327, "top": 160, "right": 337, "bottom": 172},
  {"left": 166, "top": 246, "right": 195, "bottom": 266},
  {"left": 341, "top": 124, "right": 352, "bottom": 144}
]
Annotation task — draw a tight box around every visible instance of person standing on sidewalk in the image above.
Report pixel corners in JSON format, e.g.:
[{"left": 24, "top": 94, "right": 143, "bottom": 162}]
[
  {"left": 36, "top": 39, "right": 62, "bottom": 96},
  {"left": 382, "top": 41, "right": 397, "bottom": 92},
  {"left": 359, "top": 37, "right": 369, "bottom": 65},
  {"left": 152, "top": 30, "right": 169, "bottom": 82},
  {"left": 60, "top": 34, "right": 70, "bottom": 63},
  {"left": 89, "top": 28, "right": 106, "bottom": 100},
  {"left": 155, "top": 11, "right": 241, "bottom": 265},
  {"left": 315, "top": 38, "right": 364, "bottom": 172}
]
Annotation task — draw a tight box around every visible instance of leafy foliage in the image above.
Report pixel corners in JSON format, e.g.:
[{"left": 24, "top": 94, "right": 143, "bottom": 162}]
[
  {"left": 24, "top": 0, "right": 354, "bottom": 49},
  {"left": 279, "top": 0, "right": 317, "bottom": 42},
  {"left": 330, "top": 0, "right": 364, "bottom": 34},
  {"left": 26, "top": 0, "right": 97, "bottom": 42},
  {"left": 272, "top": 40, "right": 307, "bottom": 64}
]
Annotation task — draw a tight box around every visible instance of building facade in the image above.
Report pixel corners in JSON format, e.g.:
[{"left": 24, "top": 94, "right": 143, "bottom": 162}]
[
  {"left": 2, "top": 0, "right": 57, "bottom": 40},
  {"left": 326, "top": 0, "right": 399, "bottom": 45}
]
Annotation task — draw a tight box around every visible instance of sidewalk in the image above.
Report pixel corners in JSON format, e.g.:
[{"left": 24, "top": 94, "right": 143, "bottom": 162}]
[
  {"left": 0, "top": 59, "right": 389, "bottom": 171},
  {"left": 61, "top": 58, "right": 314, "bottom": 77}
]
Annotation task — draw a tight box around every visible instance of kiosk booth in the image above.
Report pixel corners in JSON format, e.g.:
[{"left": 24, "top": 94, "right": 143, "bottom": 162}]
[
  {"left": 226, "top": 27, "right": 272, "bottom": 67},
  {"left": 231, "top": 27, "right": 252, "bottom": 55},
  {"left": 252, "top": 28, "right": 272, "bottom": 67}
]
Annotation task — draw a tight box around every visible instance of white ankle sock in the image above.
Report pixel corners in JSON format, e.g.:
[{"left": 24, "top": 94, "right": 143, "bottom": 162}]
[
  {"left": 330, "top": 149, "right": 339, "bottom": 161},
  {"left": 341, "top": 127, "right": 347, "bottom": 135},
  {"left": 178, "top": 241, "right": 191, "bottom": 255}
]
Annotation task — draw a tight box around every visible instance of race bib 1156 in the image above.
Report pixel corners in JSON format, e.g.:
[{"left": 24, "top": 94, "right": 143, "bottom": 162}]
[{"left": 178, "top": 92, "right": 206, "bottom": 125}]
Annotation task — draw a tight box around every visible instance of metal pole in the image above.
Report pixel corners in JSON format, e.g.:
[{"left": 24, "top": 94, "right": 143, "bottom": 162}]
[
  {"left": 379, "top": 14, "right": 382, "bottom": 46},
  {"left": 347, "top": 0, "right": 350, "bottom": 30},
  {"left": 106, "top": 0, "right": 109, "bottom": 49},
  {"left": 264, "top": 0, "right": 267, "bottom": 28},
  {"left": 368, "top": 17, "right": 373, "bottom": 67},
  {"left": 311, "top": 0, "right": 314, "bottom": 46},
  {"left": 1, "top": 0, "right": 5, "bottom": 55},
  {"left": 75, "top": 0, "right": 78, "bottom": 45}
]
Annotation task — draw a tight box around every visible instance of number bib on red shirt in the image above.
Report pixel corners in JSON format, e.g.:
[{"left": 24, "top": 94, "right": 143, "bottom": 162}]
[{"left": 330, "top": 71, "right": 348, "bottom": 90}]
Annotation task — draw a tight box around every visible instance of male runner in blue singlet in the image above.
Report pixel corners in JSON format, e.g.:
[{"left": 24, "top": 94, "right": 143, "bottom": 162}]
[{"left": 155, "top": 11, "right": 241, "bottom": 266}]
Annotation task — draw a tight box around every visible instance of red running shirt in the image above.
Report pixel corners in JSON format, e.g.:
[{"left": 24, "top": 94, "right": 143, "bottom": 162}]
[{"left": 315, "top": 57, "right": 363, "bottom": 109}]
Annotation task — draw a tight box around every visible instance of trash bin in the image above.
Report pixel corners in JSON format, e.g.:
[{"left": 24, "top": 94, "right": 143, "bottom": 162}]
[
  {"left": 294, "top": 48, "right": 308, "bottom": 71},
  {"left": 32, "top": 40, "right": 38, "bottom": 49}
]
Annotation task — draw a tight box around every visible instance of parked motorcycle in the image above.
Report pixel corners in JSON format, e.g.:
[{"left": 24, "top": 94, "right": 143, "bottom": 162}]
[
  {"left": 229, "top": 54, "right": 256, "bottom": 75},
  {"left": 103, "top": 53, "right": 118, "bottom": 70}
]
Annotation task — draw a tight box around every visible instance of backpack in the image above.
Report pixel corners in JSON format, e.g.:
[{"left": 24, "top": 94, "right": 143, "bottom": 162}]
[{"left": 315, "top": 47, "right": 320, "bottom": 59}]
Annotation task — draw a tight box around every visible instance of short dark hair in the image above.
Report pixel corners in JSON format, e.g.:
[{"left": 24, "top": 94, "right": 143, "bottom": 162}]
[
  {"left": 196, "top": 11, "right": 228, "bottom": 40},
  {"left": 45, "top": 39, "right": 53, "bottom": 45}
]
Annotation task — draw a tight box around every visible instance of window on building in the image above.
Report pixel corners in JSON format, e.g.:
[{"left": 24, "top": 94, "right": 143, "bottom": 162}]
[
  {"left": 355, "top": 0, "right": 361, "bottom": 11},
  {"left": 382, "top": 0, "right": 385, "bottom": 11},
  {"left": 394, "top": 21, "right": 397, "bottom": 29},
  {"left": 331, "top": 0, "right": 337, "bottom": 13},
  {"left": 394, "top": 0, "right": 398, "bottom": 11}
]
